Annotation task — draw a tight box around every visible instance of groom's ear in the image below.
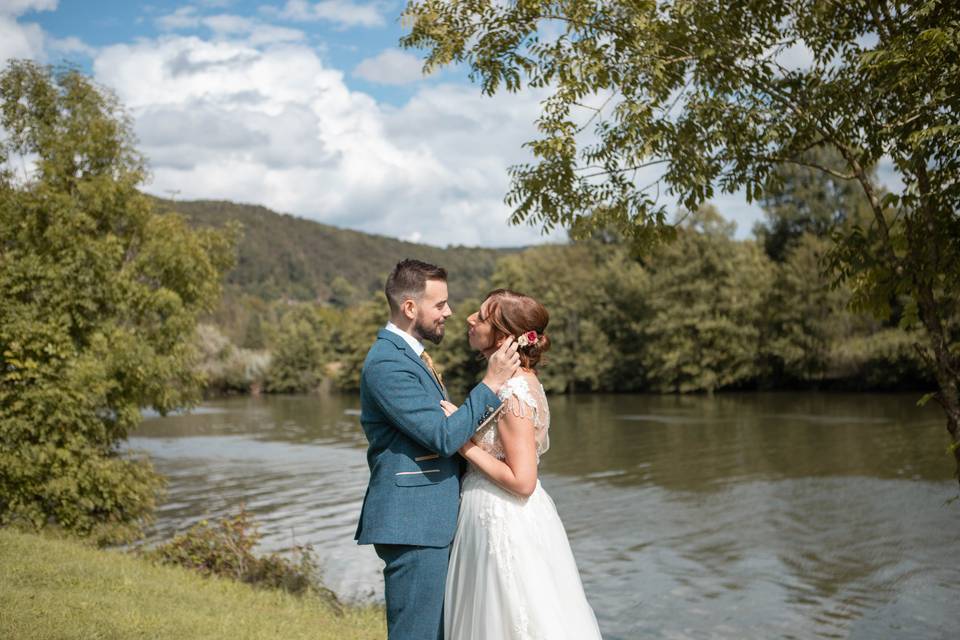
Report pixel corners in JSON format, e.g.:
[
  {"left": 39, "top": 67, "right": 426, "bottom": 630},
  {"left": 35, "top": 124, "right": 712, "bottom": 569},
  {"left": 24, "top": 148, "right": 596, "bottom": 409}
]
[{"left": 401, "top": 298, "right": 417, "bottom": 320}]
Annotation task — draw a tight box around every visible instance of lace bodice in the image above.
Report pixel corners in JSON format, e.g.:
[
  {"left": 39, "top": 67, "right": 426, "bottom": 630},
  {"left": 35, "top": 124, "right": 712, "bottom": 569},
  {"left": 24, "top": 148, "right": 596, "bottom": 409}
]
[{"left": 472, "top": 375, "right": 550, "bottom": 462}]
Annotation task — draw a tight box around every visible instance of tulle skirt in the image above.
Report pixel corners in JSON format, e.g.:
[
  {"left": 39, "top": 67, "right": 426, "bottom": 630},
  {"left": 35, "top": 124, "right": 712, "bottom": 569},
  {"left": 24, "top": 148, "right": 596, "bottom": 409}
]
[{"left": 444, "top": 468, "right": 603, "bottom": 640}]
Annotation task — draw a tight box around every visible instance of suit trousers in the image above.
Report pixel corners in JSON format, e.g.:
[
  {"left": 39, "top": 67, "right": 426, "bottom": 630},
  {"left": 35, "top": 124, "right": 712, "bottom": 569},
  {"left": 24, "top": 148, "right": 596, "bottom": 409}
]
[{"left": 375, "top": 543, "right": 450, "bottom": 640}]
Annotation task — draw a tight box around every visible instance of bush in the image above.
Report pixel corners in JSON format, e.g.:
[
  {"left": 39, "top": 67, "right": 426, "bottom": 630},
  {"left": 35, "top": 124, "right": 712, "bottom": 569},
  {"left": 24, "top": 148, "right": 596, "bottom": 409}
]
[
  {"left": 194, "top": 324, "right": 271, "bottom": 394},
  {"left": 142, "top": 507, "right": 339, "bottom": 606},
  {"left": 830, "top": 328, "right": 934, "bottom": 390}
]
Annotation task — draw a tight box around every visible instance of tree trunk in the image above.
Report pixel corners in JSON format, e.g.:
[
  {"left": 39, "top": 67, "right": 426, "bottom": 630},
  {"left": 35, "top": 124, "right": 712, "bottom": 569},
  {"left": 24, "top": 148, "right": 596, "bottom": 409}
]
[
  {"left": 947, "top": 407, "right": 960, "bottom": 484},
  {"left": 910, "top": 163, "right": 960, "bottom": 487},
  {"left": 907, "top": 227, "right": 960, "bottom": 486},
  {"left": 921, "top": 316, "right": 960, "bottom": 486}
]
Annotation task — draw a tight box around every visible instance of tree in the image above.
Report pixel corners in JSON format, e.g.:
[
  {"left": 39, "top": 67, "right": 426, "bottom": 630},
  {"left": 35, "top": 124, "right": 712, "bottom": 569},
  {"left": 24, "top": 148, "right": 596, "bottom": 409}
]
[
  {"left": 242, "top": 313, "right": 266, "bottom": 350},
  {"left": 0, "top": 61, "right": 236, "bottom": 543},
  {"left": 755, "top": 148, "right": 873, "bottom": 261},
  {"left": 760, "top": 233, "right": 857, "bottom": 384},
  {"left": 639, "top": 207, "right": 773, "bottom": 393},
  {"left": 593, "top": 242, "right": 649, "bottom": 391},
  {"left": 403, "top": 1, "right": 960, "bottom": 480},
  {"left": 329, "top": 275, "right": 359, "bottom": 308},
  {"left": 331, "top": 297, "right": 386, "bottom": 391},
  {"left": 264, "top": 305, "right": 331, "bottom": 394},
  {"left": 491, "top": 243, "right": 615, "bottom": 393}
]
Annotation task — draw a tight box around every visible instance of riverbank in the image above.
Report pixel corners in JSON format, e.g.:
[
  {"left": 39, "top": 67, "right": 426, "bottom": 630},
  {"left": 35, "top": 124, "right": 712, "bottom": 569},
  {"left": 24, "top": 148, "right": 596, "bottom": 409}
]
[{"left": 0, "top": 528, "right": 385, "bottom": 639}]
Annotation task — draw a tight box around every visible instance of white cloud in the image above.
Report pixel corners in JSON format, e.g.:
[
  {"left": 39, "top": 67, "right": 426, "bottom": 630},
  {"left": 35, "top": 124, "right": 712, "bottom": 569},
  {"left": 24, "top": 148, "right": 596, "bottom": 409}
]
[
  {"left": 92, "top": 35, "right": 560, "bottom": 247},
  {"left": 0, "top": 0, "right": 58, "bottom": 17},
  {"left": 156, "top": 8, "right": 306, "bottom": 45},
  {"left": 48, "top": 35, "right": 96, "bottom": 58},
  {"left": 247, "top": 25, "right": 305, "bottom": 46},
  {"left": 274, "top": 0, "right": 385, "bottom": 29},
  {"left": 156, "top": 7, "right": 201, "bottom": 31},
  {"left": 0, "top": 2, "right": 94, "bottom": 67},
  {"left": 0, "top": 14, "right": 46, "bottom": 63},
  {"left": 354, "top": 48, "right": 428, "bottom": 86},
  {"left": 203, "top": 14, "right": 256, "bottom": 34}
]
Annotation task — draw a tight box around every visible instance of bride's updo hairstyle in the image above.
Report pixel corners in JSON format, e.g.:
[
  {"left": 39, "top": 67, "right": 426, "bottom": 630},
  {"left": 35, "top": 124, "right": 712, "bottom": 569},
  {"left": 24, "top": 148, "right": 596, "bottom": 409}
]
[{"left": 484, "top": 289, "right": 551, "bottom": 369}]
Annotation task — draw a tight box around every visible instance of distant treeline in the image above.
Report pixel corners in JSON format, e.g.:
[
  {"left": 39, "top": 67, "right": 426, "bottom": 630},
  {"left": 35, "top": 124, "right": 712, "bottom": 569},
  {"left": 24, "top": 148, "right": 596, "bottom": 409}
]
[
  {"left": 196, "top": 206, "right": 933, "bottom": 397},
  {"left": 164, "top": 197, "right": 511, "bottom": 306}
]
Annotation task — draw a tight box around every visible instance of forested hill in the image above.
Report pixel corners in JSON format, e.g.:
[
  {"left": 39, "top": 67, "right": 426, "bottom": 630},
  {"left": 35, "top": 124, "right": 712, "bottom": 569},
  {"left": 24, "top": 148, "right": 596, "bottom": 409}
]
[{"left": 154, "top": 197, "right": 515, "bottom": 304}]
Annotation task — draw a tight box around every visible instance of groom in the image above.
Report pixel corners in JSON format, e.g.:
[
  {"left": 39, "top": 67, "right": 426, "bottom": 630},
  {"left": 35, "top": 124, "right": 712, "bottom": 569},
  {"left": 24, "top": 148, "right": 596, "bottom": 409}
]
[{"left": 355, "top": 259, "right": 519, "bottom": 640}]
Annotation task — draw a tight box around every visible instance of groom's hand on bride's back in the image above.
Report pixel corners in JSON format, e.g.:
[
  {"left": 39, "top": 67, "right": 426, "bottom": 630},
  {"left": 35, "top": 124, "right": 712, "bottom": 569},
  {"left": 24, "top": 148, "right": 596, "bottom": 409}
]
[{"left": 482, "top": 336, "right": 520, "bottom": 393}]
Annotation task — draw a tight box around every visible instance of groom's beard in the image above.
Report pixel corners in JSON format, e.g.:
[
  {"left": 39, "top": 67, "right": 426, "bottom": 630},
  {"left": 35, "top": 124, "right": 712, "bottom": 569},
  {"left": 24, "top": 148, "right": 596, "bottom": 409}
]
[{"left": 415, "top": 316, "right": 445, "bottom": 345}]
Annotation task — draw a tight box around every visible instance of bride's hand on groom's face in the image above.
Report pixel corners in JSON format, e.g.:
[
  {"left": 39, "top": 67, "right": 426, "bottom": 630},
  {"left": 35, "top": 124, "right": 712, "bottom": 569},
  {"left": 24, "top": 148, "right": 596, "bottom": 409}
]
[
  {"left": 482, "top": 336, "right": 521, "bottom": 393},
  {"left": 440, "top": 400, "right": 458, "bottom": 417}
]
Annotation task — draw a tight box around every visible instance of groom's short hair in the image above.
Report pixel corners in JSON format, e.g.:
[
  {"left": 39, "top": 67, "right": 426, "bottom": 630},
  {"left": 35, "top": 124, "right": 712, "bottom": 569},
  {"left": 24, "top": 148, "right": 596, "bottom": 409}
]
[{"left": 385, "top": 259, "right": 448, "bottom": 314}]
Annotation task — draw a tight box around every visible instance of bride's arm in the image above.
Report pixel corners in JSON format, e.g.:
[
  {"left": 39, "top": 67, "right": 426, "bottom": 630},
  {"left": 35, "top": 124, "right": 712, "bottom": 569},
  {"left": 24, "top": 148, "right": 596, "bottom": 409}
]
[{"left": 458, "top": 402, "right": 538, "bottom": 498}]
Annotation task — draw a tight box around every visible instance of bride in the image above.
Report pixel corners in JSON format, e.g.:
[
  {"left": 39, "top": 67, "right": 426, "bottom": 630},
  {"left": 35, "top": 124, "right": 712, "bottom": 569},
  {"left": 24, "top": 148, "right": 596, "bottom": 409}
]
[{"left": 440, "top": 289, "right": 603, "bottom": 640}]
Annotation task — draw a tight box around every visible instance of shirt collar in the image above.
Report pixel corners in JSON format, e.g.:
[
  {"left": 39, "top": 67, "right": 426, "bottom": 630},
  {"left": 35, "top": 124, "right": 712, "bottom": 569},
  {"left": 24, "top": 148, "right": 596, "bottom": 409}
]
[{"left": 385, "top": 321, "right": 425, "bottom": 356}]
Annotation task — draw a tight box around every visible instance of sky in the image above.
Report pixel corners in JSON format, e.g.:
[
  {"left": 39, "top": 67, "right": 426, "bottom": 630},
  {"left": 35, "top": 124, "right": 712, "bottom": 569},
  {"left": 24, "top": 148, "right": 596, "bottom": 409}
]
[{"left": 1, "top": 0, "right": 768, "bottom": 247}]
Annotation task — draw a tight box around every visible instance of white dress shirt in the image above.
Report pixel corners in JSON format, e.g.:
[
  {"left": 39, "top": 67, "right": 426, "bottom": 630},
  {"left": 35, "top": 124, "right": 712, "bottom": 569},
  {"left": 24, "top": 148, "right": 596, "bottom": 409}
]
[{"left": 385, "top": 321, "right": 425, "bottom": 357}]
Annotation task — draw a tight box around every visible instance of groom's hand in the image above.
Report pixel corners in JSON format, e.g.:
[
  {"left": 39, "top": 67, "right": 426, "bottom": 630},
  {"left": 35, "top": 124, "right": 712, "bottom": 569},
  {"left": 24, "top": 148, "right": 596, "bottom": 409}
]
[
  {"left": 481, "top": 336, "right": 520, "bottom": 393},
  {"left": 439, "top": 400, "right": 458, "bottom": 417}
]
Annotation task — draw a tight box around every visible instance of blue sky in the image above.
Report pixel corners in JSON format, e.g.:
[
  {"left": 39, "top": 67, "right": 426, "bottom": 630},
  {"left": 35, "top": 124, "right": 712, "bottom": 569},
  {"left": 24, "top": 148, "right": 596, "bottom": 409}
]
[{"left": 4, "top": 0, "right": 767, "bottom": 247}]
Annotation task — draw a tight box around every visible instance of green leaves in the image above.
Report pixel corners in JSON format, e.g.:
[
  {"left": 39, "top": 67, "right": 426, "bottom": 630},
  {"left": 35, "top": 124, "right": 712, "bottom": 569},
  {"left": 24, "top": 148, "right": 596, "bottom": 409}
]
[
  {"left": 0, "top": 61, "right": 236, "bottom": 543},
  {"left": 638, "top": 207, "right": 774, "bottom": 393},
  {"left": 265, "top": 305, "right": 334, "bottom": 394},
  {"left": 401, "top": 0, "right": 960, "bottom": 473}
]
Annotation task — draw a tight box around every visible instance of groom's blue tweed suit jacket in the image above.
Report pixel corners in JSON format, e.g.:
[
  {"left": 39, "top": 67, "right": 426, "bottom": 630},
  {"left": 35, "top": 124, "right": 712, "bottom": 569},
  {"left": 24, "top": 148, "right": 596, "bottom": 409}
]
[{"left": 355, "top": 329, "right": 502, "bottom": 548}]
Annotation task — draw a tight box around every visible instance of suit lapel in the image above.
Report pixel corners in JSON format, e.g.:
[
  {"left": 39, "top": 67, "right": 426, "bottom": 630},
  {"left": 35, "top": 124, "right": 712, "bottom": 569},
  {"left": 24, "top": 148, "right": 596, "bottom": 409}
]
[{"left": 377, "top": 329, "right": 445, "bottom": 397}]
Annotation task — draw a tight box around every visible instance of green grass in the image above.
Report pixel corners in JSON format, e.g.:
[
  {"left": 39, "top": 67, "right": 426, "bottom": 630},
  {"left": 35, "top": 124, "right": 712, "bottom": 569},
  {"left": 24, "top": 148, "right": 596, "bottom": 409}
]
[{"left": 0, "top": 528, "right": 385, "bottom": 640}]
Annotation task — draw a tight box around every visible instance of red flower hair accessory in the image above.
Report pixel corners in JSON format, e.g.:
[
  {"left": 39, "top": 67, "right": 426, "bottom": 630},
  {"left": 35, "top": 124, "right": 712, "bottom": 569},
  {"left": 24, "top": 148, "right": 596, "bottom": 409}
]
[{"left": 516, "top": 330, "right": 538, "bottom": 347}]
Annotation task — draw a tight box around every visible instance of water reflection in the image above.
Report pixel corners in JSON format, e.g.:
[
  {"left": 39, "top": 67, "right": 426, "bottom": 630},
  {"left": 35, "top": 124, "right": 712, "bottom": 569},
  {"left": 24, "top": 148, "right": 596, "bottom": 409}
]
[
  {"left": 544, "top": 393, "right": 951, "bottom": 488},
  {"left": 132, "top": 392, "right": 959, "bottom": 639}
]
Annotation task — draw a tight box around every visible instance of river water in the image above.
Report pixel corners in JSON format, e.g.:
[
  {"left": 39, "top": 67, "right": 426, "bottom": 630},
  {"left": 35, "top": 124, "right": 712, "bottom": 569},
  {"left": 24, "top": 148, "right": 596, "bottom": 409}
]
[{"left": 133, "top": 392, "right": 959, "bottom": 639}]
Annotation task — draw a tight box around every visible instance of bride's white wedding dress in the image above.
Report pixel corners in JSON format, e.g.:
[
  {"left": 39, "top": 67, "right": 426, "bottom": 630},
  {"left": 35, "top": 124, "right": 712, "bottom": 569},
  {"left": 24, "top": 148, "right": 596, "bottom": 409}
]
[{"left": 444, "top": 375, "right": 603, "bottom": 639}]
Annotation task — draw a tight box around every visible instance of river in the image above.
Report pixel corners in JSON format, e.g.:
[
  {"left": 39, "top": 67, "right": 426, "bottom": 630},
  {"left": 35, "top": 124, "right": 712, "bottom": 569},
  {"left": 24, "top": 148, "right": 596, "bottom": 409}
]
[{"left": 133, "top": 392, "right": 959, "bottom": 639}]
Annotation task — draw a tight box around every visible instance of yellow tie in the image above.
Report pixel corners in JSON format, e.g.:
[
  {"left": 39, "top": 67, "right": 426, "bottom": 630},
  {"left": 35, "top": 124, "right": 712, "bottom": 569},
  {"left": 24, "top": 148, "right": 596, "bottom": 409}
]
[{"left": 420, "top": 350, "right": 444, "bottom": 389}]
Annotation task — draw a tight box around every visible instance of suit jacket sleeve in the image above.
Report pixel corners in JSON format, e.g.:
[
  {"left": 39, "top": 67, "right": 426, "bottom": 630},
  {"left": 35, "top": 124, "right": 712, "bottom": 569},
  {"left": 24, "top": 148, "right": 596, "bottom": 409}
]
[{"left": 364, "top": 355, "right": 501, "bottom": 457}]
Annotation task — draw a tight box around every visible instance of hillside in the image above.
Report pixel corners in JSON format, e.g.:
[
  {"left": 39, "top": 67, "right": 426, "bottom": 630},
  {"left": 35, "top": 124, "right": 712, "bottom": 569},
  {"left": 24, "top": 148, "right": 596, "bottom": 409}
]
[{"left": 153, "top": 197, "right": 515, "bottom": 304}]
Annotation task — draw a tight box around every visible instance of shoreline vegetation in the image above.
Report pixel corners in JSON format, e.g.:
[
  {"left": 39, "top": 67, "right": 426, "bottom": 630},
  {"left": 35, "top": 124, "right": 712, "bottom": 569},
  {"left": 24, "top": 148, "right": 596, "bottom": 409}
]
[
  {"left": 188, "top": 202, "right": 935, "bottom": 400},
  {"left": 0, "top": 528, "right": 385, "bottom": 640}
]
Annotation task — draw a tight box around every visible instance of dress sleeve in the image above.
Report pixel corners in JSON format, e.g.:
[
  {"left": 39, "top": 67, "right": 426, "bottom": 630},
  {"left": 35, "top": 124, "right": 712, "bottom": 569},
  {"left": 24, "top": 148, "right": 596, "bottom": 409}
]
[{"left": 498, "top": 377, "right": 539, "bottom": 420}]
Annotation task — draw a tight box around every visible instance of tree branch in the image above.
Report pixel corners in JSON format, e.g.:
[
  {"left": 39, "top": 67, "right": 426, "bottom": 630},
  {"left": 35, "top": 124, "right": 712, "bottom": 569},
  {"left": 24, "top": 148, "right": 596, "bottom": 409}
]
[
  {"left": 574, "top": 92, "right": 617, "bottom": 134},
  {"left": 763, "top": 156, "right": 856, "bottom": 180},
  {"left": 575, "top": 159, "right": 670, "bottom": 179}
]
